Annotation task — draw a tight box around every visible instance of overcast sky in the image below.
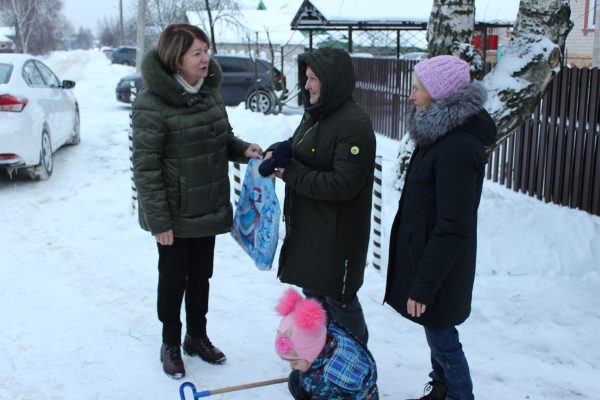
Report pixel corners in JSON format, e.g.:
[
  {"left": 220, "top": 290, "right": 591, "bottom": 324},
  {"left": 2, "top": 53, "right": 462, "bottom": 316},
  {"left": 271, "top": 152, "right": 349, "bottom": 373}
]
[{"left": 62, "top": 0, "right": 135, "bottom": 33}]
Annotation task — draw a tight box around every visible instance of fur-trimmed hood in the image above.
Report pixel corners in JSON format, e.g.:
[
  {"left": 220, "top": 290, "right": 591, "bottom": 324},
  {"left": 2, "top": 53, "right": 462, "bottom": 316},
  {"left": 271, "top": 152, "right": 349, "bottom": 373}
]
[
  {"left": 409, "top": 81, "right": 496, "bottom": 148},
  {"left": 140, "top": 48, "right": 223, "bottom": 107}
]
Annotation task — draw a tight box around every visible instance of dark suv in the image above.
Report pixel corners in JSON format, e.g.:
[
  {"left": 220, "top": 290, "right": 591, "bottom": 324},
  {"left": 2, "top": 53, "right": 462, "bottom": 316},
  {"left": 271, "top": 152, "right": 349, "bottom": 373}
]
[
  {"left": 115, "top": 54, "right": 285, "bottom": 114},
  {"left": 111, "top": 46, "right": 137, "bottom": 66}
]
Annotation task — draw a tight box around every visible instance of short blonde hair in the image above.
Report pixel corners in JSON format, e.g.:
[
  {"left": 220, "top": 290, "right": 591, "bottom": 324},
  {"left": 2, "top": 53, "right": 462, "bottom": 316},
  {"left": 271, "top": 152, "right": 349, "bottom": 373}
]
[{"left": 156, "top": 24, "right": 209, "bottom": 73}]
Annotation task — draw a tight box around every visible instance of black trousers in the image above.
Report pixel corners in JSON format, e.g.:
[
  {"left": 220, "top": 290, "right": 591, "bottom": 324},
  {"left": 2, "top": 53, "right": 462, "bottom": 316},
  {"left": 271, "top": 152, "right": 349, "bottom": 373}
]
[
  {"left": 157, "top": 236, "right": 215, "bottom": 345},
  {"left": 302, "top": 288, "right": 369, "bottom": 346}
]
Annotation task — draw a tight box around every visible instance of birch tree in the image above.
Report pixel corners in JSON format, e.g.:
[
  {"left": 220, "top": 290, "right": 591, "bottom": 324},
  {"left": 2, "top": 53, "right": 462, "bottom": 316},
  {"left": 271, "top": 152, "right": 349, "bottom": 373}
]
[
  {"left": 427, "top": 0, "right": 482, "bottom": 76},
  {"left": 146, "top": 0, "right": 189, "bottom": 30},
  {"left": 188, "top": 0, "right": 243, "bottom": 54},
  {"left": 396, "top": 0, "right": 573, "bottom": 188},
  {"left": 0, "top": 0, "right": 38, "bottom": 53}
]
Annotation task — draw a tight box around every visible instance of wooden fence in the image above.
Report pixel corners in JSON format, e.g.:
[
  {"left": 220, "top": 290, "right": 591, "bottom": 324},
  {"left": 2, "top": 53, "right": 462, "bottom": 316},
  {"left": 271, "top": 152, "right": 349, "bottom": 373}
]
[
  {"left": 352, "top": 58, "right": 417, "bottom": 140},
  {"left": 487, "top": 66, "right": 600, "bottom": 216},
  {"left": 351, "top": 58, "right": 600, "bottom": 216}
]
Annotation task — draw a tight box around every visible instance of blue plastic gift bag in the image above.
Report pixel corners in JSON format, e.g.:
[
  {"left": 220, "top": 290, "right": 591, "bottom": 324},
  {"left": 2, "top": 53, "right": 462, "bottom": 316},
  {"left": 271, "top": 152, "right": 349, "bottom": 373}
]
[{"left": 231, "top": 158, "right": 281, "bottom": 270}]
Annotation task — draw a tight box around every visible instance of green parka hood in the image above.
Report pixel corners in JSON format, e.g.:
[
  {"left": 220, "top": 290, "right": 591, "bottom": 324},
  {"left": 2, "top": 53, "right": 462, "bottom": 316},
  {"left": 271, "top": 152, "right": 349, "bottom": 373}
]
[
  {"left": 141, "top": 48, "right": 223, "bottom": 107},
  {"left": 298, "top": 48, "right": 355, "bottom": 118}
]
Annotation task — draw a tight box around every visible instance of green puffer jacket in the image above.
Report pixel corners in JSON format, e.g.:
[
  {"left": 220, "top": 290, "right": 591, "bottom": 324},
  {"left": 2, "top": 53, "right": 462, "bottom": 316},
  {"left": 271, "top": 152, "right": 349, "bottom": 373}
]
[
  {"left": 278, "top": 48, "right": 376, "bottom": 301},
  {"left": 132, "top": 49, "right": 249, "bottom": 237}
]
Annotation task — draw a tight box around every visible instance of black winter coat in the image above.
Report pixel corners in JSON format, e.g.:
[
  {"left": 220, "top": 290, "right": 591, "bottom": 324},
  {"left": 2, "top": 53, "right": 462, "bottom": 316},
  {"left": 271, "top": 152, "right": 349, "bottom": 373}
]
[
  {"left": 384, "top": 82, "right": 496, "bottom": 329},
  {"left": 277, "top": 48, "right": 376, "bottom": 301}
]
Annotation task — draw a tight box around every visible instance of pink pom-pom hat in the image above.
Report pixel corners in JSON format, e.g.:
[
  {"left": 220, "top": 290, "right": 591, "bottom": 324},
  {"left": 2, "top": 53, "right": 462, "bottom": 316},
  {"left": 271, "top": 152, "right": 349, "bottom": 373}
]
[{"left": 274, "top": 288, "right": 327, "bottom": 363}]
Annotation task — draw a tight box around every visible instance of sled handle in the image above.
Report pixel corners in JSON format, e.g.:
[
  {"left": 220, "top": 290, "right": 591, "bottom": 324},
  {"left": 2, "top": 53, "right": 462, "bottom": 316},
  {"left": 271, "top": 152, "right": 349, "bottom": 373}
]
[{"left": 180, "top": 377, "right": 287, "bottom": 399}]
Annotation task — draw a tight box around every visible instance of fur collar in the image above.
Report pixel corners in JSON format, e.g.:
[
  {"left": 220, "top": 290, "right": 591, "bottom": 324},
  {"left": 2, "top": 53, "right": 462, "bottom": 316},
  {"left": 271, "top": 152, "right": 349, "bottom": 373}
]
[
  {"left": 409, "top": 81, "right": 487, "bottom": 147},
  {"left": 141, "top": 49, "right": 222, "bottom": 107}
]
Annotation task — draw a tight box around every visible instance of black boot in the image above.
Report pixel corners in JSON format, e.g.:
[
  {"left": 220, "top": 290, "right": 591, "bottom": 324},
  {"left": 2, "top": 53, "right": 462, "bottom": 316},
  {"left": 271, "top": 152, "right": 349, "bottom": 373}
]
[
  {"left": 407, "top": 380, "right": 447, "bottom": 400},
  {"left": 183, "top": 333, "right": 226, "bottom": 364},
  {"left": 160, "top": 343, "right": 185, "bottom": 379}
]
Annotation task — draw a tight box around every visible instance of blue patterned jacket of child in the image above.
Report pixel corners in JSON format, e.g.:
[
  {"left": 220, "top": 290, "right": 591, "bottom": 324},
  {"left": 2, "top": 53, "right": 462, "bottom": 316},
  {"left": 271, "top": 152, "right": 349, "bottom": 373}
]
[{"left": 275, "top": 288, "right": 378, "bottom": 399}]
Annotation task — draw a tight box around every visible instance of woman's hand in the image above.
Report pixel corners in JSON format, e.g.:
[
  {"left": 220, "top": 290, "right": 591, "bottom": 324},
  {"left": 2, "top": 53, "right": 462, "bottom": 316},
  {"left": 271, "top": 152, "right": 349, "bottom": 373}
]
[
  {"left": 407, "top": 298, "right": 426, "bottom": 318},
  {"left": 245, "top": 143, "right": 263, "bottom": 159},
  {"left": 155, "top": 230, "right": 174, "bottom": 246}
]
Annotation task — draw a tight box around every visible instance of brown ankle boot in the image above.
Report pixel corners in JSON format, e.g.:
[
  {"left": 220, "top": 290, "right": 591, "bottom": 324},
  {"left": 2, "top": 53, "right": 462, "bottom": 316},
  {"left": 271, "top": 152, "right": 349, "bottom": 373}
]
[
  {"left": 407, "top": 380, "right": 447, "bottom": 400},
  {"left": 183, "top": 333, "right": 226, "bottom": 364},
  {"left": 160, "top": 343, "right": 185, "bottom": 379}
]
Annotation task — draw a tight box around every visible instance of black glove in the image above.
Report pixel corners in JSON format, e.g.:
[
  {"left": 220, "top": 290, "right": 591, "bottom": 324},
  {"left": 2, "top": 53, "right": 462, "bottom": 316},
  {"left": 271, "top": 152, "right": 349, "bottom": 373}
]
[
  {"left": 258, "top": 157, "right": 277, "bottom": 177},
  {"left": 258, "top": 141, "right": 293, "bottom": 177}
]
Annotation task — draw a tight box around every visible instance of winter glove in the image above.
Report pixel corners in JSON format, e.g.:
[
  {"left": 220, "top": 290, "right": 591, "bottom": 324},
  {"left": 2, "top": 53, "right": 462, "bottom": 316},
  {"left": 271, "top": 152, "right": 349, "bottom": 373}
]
[{"left": 258, "top": 140, "right": 293, "bottom": 177}]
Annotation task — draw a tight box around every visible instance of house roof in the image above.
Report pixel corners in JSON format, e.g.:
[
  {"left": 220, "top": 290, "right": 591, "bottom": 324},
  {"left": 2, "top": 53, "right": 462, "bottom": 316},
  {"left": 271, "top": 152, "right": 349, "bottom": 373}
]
[
  {"left": 186, "top": 3, "right": 306, "bottom": 46},
  {"left": 292, "top": 0, "right": 519, "bottom": 29},
  {"left": 0, "top": 33, "right": 12, "bottom": 43},
  {"left": 0, "top": 26, "right": 15, "bottom": 37}
]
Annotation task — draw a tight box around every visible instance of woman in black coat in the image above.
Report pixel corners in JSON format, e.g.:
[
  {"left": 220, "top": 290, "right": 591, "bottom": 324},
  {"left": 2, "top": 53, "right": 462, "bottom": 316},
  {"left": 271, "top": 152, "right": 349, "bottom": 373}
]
[
  {"left": 260, "top": 48, "right": 376, "bottom": 345},
  {"left": 384, "top": 56, "right": 496, "bottom": 400}
]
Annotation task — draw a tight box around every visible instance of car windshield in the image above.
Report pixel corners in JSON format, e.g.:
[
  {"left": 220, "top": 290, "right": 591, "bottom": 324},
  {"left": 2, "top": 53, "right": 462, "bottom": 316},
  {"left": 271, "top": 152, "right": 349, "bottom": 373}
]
[{"left": 0, "top": 63, "right": 12, "bottom": 84}]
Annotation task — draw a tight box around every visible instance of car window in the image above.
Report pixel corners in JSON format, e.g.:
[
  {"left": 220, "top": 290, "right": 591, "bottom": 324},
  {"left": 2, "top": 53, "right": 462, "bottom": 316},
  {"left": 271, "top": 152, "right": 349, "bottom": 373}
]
[
  {"left": 22, "top": 61, "right": 45, "bottom": 87},
  {"left": 0, "top": 63, "right": 12, "bottom": 84},
  {"left": 216, "top": 57, "right": 250, "bottom": 73},
  {"left": 34, "top": 61, "right": 61, "bottom": 88}
]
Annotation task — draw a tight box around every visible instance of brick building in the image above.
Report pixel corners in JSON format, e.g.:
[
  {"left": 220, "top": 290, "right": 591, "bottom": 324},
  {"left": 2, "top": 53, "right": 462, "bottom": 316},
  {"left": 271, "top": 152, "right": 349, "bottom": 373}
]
[{"left": 565, "top": 0, "right": 597, "bottom": 66}]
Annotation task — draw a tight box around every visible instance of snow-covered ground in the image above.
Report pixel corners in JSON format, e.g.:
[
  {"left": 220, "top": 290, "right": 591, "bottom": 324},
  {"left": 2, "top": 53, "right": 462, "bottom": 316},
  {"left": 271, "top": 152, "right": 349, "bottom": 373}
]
[{"left": 1, "top": 50, "right": 599, "bottom": 400}]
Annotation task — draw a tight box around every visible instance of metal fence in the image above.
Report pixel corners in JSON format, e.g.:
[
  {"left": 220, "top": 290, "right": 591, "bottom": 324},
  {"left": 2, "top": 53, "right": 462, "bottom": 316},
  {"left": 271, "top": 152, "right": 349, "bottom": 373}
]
[{"left": 351, "top": 58, "right": 600, "bottom": 216}]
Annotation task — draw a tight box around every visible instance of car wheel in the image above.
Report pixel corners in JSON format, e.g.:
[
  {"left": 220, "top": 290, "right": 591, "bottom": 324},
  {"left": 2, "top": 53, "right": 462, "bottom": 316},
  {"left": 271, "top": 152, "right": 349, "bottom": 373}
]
[
  {"left": 122, "top": 60, "right": 131, "bottom": 66},
  {"left": 67, "top": 106, "right": 81, "bottom": 145},
  {"left": 246, "top": 90, "right": 274, "bottom": 114},
  {"left": 28, "top": 130, "right": 53, "bottom": 180}
]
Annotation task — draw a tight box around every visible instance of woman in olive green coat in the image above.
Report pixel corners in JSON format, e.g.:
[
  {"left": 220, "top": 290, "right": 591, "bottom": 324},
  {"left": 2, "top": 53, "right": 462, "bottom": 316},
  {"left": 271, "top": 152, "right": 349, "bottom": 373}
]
[{"left": 132, "top": 24, "right": 261, "bottom": 379}]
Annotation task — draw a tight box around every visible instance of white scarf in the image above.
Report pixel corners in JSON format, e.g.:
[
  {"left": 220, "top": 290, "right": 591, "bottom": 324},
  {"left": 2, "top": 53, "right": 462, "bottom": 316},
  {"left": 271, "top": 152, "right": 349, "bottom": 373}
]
[{"left": 174, "top": 73, "right": 204, "bottom": 94}]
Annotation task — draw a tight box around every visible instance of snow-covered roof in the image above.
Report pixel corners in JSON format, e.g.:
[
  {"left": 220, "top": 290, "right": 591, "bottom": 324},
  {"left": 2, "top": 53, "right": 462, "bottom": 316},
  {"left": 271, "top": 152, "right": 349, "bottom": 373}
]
[
  {"left": 186, "top": 5, "right": 306, "bottom": 46},
  {"left": 296, "top": 0, "right": 519, "bottom": 26},
  {"left": 0, "top": 26, "right": 15, "bottom": 37},
  {"left": 0, "top": 33, "right": 12, "bottom": 43}
]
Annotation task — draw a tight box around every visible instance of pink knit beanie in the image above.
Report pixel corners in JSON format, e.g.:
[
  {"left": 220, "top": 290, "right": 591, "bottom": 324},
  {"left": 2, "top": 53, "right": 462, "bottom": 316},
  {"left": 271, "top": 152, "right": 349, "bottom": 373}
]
[
  {"left": 414, "top": 55, "right": 470, "bottom": 100},
  {"left": 275, "top": 289, "right": 327, "bottom": 363}
]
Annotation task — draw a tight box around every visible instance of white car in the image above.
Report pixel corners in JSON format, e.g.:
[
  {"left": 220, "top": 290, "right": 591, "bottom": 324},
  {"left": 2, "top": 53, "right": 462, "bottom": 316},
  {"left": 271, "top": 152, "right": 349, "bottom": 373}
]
[{"left": 0, "top": 53, "right": 80, "bottom": 180}]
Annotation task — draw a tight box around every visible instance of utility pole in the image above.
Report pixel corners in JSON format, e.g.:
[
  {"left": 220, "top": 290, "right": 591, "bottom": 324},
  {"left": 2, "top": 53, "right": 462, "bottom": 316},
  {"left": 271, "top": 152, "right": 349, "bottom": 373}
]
[
  {"left": 136, "top": 0, "right": 146, "bottom": 72},
  {"left": 119, "top": 0, "right": 124, "bottom": 45}
]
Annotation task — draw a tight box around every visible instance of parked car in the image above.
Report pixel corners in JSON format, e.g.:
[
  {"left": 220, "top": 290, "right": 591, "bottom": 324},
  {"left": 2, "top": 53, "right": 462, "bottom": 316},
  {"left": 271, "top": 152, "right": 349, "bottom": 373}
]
[
  {"left": 115, "top": 54, "right": 286, "bottom": 114},
  {"left": 0, "top": 53, "right": 80, "bottom": 180},
  {"left": 111, "top": 46, "right": 137, "bottom": 66},
  {"left": 101, "top": 46, "right": 115, "bottom": 59}
]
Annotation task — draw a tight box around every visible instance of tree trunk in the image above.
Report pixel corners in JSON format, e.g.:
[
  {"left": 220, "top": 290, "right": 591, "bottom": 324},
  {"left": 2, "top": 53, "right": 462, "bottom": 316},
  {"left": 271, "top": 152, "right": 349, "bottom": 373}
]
[
  {"left": 482, "top": 0, "right": 572, "bottom": 145},
  {"left": 205, "top": 0, "right": 217, "bottom": 53},
  {"left": 427, "top": 0, "right": 482, "bottom": 76},
  {"left": 396, "top": 0, "right": 573, "bottom": 187}
]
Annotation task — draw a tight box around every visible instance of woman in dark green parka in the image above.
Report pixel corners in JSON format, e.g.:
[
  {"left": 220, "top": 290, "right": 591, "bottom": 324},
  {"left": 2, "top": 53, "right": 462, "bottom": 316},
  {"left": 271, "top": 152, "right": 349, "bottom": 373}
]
[
  {"left": 132, "top": 24, "right": 261, "bottom": 379},
  {"left": 261, "top": 48, "right": 376, "bottom": 346}
]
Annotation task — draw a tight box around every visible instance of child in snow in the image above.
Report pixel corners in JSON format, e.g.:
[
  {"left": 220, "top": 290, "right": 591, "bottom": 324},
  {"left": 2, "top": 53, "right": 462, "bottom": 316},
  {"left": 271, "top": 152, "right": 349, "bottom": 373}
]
[{"left": 274, "top": 288, "right": 378, "bottom": 399}]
